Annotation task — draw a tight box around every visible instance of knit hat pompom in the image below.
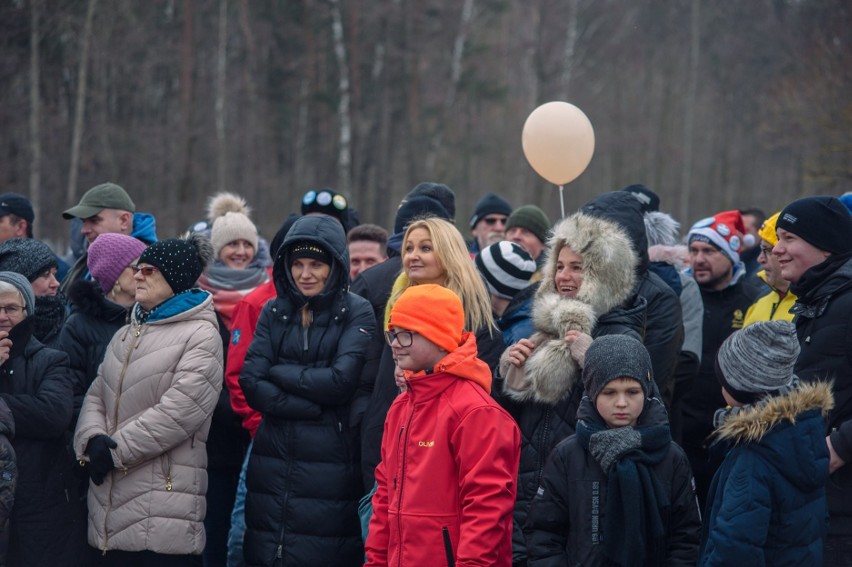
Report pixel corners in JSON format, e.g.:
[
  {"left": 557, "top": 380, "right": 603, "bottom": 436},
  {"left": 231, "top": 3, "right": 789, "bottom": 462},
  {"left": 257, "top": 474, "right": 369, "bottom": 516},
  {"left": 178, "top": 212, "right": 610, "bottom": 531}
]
[
  {"left": 207, "top": 192, "right": 251, "bottom": 224},
  {"left": 582, "top": 335, "right": 654, "bottom": 402},
  {"left": 87, "top": 233, "right": 148, "bottom": 294},
  {"left": 505, "top": 205, "right": 551, "bottom": 244},
  {"left": 138, "top": 232, "right": 213, "bottom": 294},
  {"left": 475, "top": 241, "right": 536, "bottom": 299},
  {"left": 288, "top": 241, "right": 332, "bottom": 266},
  {"left": 716, "top": 320, "right": 799, "bottom": 405},
  {"left": 211, "top": 211, "right": 259, "bottom": 258},
  {"left": 389, "top": 284, "right": 464, "bottom": 354},
  {"left": 0, "top": 238, "right": 57, "bottom": 282},
  {"left": 0, "top": 271, "right": 35, "bottom": 315}
]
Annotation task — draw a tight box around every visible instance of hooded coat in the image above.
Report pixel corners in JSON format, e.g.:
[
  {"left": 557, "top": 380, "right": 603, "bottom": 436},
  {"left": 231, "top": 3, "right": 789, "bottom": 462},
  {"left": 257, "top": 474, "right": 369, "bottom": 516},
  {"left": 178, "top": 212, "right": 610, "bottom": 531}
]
[
  {"left": 365, "top": 333, "right": 520, "bottom": 567},
  {"left": 496, "top": 212, "right": 647, "bottom": 564},
  {"left": 580, "top": 191, "right": 685, "bottom": 406},
  {"left": 699, "top": 382, "right": 833, "bottom": 566},
  {"left": 74, "top": 290, "right": 223, "bottom": 555},
  {"left": 239, "top": 215, "right": 375, "bottom": 566}
]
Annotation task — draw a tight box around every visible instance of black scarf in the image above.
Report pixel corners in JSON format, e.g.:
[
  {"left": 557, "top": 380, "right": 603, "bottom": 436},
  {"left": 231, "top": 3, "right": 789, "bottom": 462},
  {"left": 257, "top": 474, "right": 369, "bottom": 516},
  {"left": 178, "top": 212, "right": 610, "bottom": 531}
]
[
  {"left": 790, "top": 251, "right": 852, "bottom": 298},
  {"left": 33, "top": 292, "right": 66, "bottom": 347},
  {"left": 576, "top": 410, "right": 672, "bottom": 567}
]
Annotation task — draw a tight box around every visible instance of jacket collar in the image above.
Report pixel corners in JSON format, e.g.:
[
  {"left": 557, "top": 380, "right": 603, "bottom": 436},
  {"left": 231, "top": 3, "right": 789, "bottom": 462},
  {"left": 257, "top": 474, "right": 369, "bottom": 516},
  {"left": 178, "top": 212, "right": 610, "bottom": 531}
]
[{"left": 403, "top": 332, "right": 491, "bottom": 402}]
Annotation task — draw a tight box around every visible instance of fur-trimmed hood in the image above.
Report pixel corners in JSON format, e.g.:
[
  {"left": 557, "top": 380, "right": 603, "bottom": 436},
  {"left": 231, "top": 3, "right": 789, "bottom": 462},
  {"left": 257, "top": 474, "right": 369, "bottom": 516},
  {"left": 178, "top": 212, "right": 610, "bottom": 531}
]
[
  {"left": 714, "top": 381, "right": 833, "bottom": 444},
  {"left": 503, "top": 213, "right": 641, "bottom": 405}
]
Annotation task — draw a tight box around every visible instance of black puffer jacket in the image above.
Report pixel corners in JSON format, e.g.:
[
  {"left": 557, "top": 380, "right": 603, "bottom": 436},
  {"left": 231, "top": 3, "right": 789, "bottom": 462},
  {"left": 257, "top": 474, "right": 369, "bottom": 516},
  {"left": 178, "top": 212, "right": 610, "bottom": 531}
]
[
  {"left": 58, "top": 280, "right": 128, "bottom": 424},
  {"left": 0, "top": 318, "right": 75, "bottom": 567},
  {"left": 240, "top": 215, "right": 375, "bottom": 567},
  {"left": 495, "top": 212, "right": 647, "bottom": 564},
  {"left": 581, "top": 192, "right": 685, "bottom": 406},
  {"left": 524, "top": 397, "right": 700, "bottom": 567},
  {"left": 789, "top": 254, "right": 852, "bottom": 536}
]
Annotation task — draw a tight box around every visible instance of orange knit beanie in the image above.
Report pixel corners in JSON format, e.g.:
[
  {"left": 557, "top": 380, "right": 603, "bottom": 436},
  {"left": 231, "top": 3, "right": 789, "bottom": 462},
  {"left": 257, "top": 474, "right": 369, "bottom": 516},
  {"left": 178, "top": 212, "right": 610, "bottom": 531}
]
[{"left": 389, "top": 284, "right": 464, "bottom": 353}]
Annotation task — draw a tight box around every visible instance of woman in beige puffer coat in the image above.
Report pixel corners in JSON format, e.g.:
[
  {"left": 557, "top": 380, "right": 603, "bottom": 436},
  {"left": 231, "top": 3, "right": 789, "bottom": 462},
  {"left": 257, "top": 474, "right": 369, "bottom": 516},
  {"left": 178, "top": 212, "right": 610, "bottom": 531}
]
[{"left": 75, "top": 234, "right": 222, "bottom": 566}]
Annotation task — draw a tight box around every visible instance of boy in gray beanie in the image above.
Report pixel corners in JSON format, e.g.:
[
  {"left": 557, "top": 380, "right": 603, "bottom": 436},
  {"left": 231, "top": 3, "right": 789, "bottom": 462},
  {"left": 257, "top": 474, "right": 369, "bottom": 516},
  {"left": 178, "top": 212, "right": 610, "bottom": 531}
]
[{"left": 701, "top": 320, "right": 833, "bottom": 565}]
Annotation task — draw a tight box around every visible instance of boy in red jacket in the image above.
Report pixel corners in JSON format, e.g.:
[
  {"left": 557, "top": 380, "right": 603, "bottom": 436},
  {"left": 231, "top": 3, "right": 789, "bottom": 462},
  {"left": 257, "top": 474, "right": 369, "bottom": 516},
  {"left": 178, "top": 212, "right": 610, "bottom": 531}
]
[{"left": 365, "top": 284, "right": 520, "bottom": 567}]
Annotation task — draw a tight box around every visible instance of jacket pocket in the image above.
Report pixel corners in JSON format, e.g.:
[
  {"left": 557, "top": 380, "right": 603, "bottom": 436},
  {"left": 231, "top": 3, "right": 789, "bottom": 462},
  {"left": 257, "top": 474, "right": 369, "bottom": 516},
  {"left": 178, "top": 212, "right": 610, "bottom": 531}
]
[
  {"left": 160, "top": 453, "right": 173, "bottom": 492},
  {"left": 442, "top": 526, "right": 455, "bottom": 567}
]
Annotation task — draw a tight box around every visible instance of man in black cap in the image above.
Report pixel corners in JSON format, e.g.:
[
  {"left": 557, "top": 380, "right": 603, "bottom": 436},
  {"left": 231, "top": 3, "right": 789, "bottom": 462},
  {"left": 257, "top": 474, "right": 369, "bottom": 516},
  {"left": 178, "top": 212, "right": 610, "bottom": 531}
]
[
  {"left": 61, "top": 182, "right": 158, "bottom": 292},
  {"left": 772, "top": 195, "right": 852, "bottom": 565},
  {"left": 0, "top": 193, "right": 34, "bottom": 242},
  {"left": 468, "top": 192, "right": 512, "bottom": 255}
]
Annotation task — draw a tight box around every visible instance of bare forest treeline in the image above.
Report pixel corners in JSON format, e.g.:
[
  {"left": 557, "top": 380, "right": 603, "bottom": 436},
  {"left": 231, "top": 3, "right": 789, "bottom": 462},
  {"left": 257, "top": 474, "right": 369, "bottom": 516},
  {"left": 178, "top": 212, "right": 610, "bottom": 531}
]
[{"left": 1, "top": 0, "right": 849, "bottom": 247}]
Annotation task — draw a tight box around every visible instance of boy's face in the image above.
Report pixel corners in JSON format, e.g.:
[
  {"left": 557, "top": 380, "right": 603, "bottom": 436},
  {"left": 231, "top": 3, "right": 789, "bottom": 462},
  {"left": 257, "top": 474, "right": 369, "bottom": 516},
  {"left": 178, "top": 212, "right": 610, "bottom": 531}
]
[
  {"left": 595, "top": 377, "right": 645, "bottom": 428},
  {"left": 388, "top": 325, "right": 446, "bottom": 372}
]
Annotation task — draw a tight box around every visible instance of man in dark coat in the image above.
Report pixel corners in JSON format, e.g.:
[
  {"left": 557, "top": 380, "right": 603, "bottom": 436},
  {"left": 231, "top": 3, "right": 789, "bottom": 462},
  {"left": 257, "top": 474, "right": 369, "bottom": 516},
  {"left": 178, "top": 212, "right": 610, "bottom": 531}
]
[
  {"left": 0, "top": 271, "right": 75, "bottom": 566},
  {"left": 772, "top": 195, "right": 852, "bottom": 565}
]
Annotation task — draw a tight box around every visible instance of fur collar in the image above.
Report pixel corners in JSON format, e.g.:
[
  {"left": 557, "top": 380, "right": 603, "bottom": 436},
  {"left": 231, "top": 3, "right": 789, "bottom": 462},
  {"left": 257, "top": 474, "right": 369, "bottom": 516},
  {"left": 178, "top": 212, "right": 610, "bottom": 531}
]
[{"left": 714, "top": 382, "right": 833, "bottom": 444}]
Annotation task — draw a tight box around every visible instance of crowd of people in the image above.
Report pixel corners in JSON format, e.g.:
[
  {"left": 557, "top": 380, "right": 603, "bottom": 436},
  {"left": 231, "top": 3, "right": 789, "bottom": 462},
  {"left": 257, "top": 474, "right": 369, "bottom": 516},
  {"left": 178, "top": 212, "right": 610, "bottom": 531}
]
[{"left": 0, "top": 180, "right": 849, "bottom": 566}]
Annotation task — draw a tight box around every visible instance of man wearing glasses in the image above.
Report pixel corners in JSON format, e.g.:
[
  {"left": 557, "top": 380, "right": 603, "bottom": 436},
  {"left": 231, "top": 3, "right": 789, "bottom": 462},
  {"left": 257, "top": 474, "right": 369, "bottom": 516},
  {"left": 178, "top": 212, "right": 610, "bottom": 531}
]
[
  {"left": 468, "top": 192, "right": 512, "bottom": 256},
  {"left": 743, "top": 212, "right": 796, "bottom": 326}
]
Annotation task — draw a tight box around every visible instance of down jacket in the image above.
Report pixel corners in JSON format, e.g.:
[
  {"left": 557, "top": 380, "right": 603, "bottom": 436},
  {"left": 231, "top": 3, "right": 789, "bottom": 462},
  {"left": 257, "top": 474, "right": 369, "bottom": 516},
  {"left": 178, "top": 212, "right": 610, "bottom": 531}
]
[
  {"left": 700, "top": 382, "right": 833, "bottom": 566},
  {"left": 74, "top": 290, "right": 223, "bottom": 555},
  {"left": 240, "top": 215, "right": 375, "bottom": 566},
  {"left": 365, "top": 332, "right": 520, "bottom": 567},
  {"left": 495, "top": 212, "right": 647, "bottom": 564}
]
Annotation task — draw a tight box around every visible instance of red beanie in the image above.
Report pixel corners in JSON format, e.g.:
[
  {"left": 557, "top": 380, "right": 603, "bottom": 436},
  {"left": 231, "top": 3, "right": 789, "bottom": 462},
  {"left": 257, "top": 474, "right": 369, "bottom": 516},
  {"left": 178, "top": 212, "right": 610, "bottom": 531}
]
[{"left": 389, "top": 284, "right": 464, "bottom": 353}]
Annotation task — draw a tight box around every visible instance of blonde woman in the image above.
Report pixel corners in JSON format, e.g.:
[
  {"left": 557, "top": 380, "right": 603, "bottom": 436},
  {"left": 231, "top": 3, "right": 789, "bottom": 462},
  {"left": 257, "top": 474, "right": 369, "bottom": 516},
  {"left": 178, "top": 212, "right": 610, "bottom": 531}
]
[{"left": 360, "top": 217, "right": 504, "bottom": 491}]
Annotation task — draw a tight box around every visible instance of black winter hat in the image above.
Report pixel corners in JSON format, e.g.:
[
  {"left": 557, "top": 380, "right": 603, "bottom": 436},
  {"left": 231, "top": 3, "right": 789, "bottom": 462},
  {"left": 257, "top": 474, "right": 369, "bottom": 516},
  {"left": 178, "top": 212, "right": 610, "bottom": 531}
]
[
  {"left": 301, "top": 188, "right": 348, "bottom": 224},
  {"left": 288, "top": 241, "right": 332, "bottom": 265},
  {"left": 0, "top": 193, "right": 34, "bottom": 224},
  {"left": 469, "top": 193, "right": 512, "bottom": 228},
  {"left": 582, "top": 335, "right": 654, "bottom": 402},
  {"left": 0, "top": 238, "right": 57, "bottom": 282},
  {"left": 622, "top": 184, "right": 660, "bottom": 213},
  {"left": 776, "top": 196, "right": 852, "bottom": 255},
  {"left": 394, "top": 197, "right": 450, "bottom": 235},
  {"left": 405, "top": 182, "right": 456, "bottom": 220},
  {"left": 138, "top": 233, "right": 213, "bottom": 294}
]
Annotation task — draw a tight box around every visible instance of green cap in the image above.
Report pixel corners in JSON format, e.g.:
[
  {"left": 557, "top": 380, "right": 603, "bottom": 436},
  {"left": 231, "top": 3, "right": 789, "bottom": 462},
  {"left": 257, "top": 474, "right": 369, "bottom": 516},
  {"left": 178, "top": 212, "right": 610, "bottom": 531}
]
[{"left": 62, "top": 183, "right": 136, "bottom": 219}]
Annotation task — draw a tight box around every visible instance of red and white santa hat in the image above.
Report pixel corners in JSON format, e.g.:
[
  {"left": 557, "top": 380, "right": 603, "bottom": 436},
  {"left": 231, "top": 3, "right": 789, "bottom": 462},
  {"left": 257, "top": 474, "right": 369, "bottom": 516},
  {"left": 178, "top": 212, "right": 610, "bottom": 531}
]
[{"left": 687, "top": 210, "right": 755, "bottom": 265}]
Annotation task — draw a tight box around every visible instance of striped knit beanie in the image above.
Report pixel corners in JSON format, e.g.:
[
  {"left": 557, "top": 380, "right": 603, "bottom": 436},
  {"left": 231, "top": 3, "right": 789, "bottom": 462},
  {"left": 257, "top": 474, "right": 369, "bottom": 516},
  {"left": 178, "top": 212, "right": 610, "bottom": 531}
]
[{"left": 475, "top": 241, "right": 536, "bottom": 299}]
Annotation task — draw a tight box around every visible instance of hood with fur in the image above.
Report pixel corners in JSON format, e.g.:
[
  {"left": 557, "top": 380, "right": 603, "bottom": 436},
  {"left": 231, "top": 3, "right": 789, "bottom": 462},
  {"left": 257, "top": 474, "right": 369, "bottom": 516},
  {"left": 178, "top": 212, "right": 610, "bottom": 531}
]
[{"left": 504, "top": 213, "right": 639, "bottom": 404}]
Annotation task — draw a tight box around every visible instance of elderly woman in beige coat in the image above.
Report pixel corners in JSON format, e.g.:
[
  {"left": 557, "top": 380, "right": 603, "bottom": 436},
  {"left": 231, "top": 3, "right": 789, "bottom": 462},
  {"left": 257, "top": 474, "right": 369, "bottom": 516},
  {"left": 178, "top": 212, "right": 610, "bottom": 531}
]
[{"left": 75, "top": 234, "right": 222, "bottom": 567}]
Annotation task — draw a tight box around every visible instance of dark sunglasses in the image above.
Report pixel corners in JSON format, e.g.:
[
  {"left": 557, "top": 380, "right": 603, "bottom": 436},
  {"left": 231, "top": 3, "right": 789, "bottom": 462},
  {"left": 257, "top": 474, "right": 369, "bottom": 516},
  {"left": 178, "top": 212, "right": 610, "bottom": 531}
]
[
  {"left": 482, "top": 216, "right": 507, "bottom": 226},
  {"left": 384, "top": 330, "right": 417, "bottom": 347},
  {"left": 131, "top": 265, "right": 159, "bottom": 277}
]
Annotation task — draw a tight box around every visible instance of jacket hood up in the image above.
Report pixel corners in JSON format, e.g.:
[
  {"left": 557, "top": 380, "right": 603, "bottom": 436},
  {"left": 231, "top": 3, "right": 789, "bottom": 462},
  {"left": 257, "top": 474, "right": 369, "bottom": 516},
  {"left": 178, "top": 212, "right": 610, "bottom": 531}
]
[
  {"left": 714, "top": 381, "right": 833, "bottom": 490},
  {"left": 580, "top": 191, "right": 650, "bottom": 274},
  {"left": 273, "top": 215, "right": 349, "bottom": 310}
]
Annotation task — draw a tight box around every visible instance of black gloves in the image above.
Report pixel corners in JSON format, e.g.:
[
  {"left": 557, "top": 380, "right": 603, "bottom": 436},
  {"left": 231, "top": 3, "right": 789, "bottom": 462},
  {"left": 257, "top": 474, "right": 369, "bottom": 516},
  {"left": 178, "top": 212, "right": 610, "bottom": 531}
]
[{"left": 84, "top": 435, "right": 117, "bottom": 486}]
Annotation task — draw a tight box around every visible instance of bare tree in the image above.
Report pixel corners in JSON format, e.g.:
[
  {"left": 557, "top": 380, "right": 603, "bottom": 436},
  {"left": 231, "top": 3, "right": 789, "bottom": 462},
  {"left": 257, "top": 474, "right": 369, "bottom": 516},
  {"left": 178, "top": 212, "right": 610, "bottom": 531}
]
[
  {"left": 65, "top": 0, "right": 96, "bottom": 208},
  {"left": 216, "top": 0, "right": 228, "bottom": 193},
  {"left": 329, "top": 0, "right": 352, "bottom": 194},
  {"left": 28, "top": 0, "right": 41, "bottom": 225},
  {"left": 680, "top": 0, "right": 700, "bottom": 223}
]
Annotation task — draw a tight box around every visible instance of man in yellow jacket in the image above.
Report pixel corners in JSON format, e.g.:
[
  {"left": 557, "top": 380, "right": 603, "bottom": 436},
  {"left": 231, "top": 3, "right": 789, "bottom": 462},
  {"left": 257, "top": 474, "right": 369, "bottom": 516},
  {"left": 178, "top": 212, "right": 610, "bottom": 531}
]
[{"left": 744, "top": 212, "right": 797, "bottom": 326}]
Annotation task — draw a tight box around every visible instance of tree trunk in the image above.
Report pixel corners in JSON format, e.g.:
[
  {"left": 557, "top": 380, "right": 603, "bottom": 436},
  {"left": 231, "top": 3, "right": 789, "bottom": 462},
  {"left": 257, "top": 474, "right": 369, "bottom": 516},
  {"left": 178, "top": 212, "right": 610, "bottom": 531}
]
[
  {"left": 65, "top": 0, "right": 97, "bottom": 208},
  {"left": 29, "top": 0, "right": 42, "bottom": 226},
  {"left": 680, "top": 0, "right": 700, "bottom": 223},
  {"left": 558, "top": 0, "right": 579, "bottom": 100},
  {"left": 216, "top": 0, "right": 228, "bottom": 193},
  {"left": 329, "top": 0, "right": 352, "bottom": 194}
]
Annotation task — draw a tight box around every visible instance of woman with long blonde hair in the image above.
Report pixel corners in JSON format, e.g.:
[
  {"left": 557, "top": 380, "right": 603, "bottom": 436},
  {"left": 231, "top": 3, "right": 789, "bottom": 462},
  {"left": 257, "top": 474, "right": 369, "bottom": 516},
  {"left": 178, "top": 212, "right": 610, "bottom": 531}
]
[{"left": 360, "top": 216, "right": 504, "bottom": 491}]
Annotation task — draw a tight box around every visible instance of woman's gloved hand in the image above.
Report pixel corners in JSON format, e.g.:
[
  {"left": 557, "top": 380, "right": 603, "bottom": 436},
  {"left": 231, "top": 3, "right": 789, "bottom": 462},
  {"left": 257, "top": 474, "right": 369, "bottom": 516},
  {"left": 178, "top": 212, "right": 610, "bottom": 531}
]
[{"left": 84, "top": 435, "right": 117, "bottom": 485}]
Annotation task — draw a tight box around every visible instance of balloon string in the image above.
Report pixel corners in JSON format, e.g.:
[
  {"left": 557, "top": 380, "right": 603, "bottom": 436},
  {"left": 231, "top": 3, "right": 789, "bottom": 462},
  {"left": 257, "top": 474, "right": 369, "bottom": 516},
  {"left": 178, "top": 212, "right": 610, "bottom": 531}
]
[{"left": 559, "top": 185, "right": 565, "bottom": 218}]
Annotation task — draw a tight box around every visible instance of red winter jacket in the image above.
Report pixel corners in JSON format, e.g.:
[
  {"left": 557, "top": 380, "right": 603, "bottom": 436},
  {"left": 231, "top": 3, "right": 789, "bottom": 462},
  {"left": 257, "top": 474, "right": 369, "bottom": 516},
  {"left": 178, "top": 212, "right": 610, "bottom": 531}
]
[
  {"left": 224, "top": 280, "right": 276, "bottom": 436},
  {"left": 365, "top": 332, "right": 520, "bottom": 567}
]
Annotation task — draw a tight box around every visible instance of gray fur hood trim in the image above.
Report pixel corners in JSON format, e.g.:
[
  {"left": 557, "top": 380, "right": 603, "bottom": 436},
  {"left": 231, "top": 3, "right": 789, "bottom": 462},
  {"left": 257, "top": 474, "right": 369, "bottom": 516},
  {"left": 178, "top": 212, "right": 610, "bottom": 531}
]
[{"left": 503, "top": 213, "right": 637, "bottom": 405}]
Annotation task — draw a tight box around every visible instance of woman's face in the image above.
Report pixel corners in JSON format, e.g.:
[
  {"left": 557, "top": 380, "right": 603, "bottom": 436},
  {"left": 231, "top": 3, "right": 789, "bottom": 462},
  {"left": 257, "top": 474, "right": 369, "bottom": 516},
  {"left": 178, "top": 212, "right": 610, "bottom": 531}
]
[
  {"left": 134, "top": 264, "right": 175, "bottom": 311},
  {"left": 403, "top": 228, "right": 445, "bottom": 285},
  {"left": 219, "top": 239, "right": 256, "bottom": 270},
  {"left": 554, "top": 245, "right": 584, "bottom": 298},
  {"left": 291, "top": 258, "right": 331, "bottom": 297},
  {"left": 0, "top": 291, "right": 26, "bottom": 333},
  {"left": 114, "top": 256, "right": 140, "bottom": 297},
  {"left": 30, "top": 266, "right": 59, "bottom": 297}
]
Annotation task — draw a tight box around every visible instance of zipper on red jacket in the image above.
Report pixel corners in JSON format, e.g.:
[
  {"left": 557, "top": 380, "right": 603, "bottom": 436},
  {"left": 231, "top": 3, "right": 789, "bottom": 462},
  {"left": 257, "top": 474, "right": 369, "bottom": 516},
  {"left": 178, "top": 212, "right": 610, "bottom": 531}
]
[{"left": 395, "top": 409, "right": 415, "bottom": 567}]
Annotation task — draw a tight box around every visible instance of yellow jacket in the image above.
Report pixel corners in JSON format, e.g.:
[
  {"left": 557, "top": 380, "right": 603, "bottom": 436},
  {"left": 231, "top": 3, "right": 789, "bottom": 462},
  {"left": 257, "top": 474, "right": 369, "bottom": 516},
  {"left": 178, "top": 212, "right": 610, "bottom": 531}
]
[{"left": 743, "top": 271, "right": 797, "bottom": 326}]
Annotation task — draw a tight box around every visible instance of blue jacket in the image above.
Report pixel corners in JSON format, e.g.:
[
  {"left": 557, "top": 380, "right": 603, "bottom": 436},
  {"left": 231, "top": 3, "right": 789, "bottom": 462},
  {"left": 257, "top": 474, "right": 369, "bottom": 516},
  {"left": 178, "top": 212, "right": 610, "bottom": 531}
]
[{"left": 699, "top": 382, "right": 833, "bottom": 566}]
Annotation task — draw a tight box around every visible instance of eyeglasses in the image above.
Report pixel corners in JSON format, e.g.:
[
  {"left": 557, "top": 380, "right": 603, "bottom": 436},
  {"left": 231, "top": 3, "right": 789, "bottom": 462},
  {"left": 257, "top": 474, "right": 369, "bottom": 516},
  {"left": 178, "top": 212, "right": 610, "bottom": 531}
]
[
  {"left": 131, "top": 265, "right": 159, "bottom": 277},
  {"left": 385, "top": 330, "right": 417, "bottom": 347},
  {"left": 482, "top": 216, "right": 507, "bottom": 226},
  {"left": 758, "top": 245, "right": 774, "bottom": 257},
  {"left": 0, "top": 305, "right": 25, "bottom": 316}
]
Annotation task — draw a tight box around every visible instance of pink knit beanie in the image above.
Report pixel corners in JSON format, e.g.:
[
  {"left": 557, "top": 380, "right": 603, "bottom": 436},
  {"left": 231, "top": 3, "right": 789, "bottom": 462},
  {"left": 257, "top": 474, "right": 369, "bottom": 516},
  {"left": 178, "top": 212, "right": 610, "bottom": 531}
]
[{"left": 87, "top": 233, "right": 147, "bottom": 293}]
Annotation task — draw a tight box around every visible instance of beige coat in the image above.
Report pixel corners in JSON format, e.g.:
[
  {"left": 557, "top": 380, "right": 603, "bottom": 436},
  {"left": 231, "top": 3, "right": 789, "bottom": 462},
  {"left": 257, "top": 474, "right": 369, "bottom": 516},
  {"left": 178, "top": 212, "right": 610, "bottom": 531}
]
[{"left": 74, "top": 291, "right": 223, "bottom": 555}]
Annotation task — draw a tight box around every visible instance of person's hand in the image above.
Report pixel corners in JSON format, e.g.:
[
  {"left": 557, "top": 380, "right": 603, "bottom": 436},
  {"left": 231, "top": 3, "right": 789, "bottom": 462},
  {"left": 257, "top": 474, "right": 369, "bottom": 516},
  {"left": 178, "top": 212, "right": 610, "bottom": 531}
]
[
  {"left": 827, "top": 435, "right": 847, "bottom": 474},
  {"left": 0, "top": 331, "right": 11, "bottom": 366},
  {"left": 507, "top": 338, "right": 537, "bottom": 369},
  {"left": 565, "top": 330, "right": 593, "bottom": 368},
  {"left": 393, "top": 361, "right": 407, "bottom": 393},
  {"left": 85, "top": 435, "right": 117, "bottom": 486}
]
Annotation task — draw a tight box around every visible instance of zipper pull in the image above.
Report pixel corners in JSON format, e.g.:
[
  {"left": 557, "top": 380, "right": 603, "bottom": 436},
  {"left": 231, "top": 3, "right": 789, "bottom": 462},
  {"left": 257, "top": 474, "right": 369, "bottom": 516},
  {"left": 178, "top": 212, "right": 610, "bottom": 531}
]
[
  {"left": 166, "top": 474, "right": 172, "bottom": 492},
  {"left": 276, "top": 544, "right": 283, "bottom": 559}
]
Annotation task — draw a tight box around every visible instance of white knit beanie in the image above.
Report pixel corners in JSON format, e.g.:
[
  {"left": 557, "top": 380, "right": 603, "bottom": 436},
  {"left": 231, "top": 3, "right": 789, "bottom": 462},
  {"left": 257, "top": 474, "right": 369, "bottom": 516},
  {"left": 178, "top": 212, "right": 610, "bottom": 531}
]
[{"left": 211, "top": 211, "right": 259, "bottom": 257}]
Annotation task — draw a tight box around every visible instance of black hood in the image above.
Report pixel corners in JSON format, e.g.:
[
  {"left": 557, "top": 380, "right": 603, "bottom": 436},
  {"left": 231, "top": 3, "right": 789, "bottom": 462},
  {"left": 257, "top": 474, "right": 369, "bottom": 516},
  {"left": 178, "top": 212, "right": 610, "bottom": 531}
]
[
  {"left": 580, "top": 191, "right": 650, "bottom": 274},
  {"left": 273, "top": 215, "right": 349, "bottom": 310}
]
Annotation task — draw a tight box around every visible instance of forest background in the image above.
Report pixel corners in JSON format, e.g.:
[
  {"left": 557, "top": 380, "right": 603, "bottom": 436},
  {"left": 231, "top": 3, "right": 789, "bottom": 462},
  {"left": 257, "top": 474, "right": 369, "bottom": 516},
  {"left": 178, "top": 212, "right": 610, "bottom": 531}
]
[{"left": 1, "top": 0, "right": 850, "bottom": 248}]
